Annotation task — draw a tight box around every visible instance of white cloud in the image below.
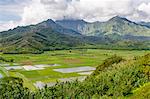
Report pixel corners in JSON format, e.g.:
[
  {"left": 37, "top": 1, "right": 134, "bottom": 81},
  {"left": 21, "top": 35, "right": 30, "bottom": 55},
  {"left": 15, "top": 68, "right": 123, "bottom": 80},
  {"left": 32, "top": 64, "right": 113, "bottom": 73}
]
[
  {"left": 21, "top": 0, "right": 48, "bottom": 25},
  {"left": 0, "top": 0, "right": 150, "bottom": 31},
  {"left": 68, "top": 0, "right": 134, "bottom": 21},
  {"left": 21, "top": 0, "right": 69, "bottom": 25},
  {"left": 0, "top": 21, "right": 19, "bottom": 31},
  {"left": 21, "top": 0, "right": 135, "bottom": 23},
  {"left": 138, "top": 3, "right": 150, "bottom": 14},
  {"left": 20, "top": 0, "right": 150, "bottom": 23}
]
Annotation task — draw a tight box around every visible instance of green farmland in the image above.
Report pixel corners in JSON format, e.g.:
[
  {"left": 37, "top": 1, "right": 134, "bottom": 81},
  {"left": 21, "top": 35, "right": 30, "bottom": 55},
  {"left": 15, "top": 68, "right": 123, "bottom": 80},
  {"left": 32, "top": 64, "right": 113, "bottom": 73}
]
[{"left": 0, "top": 49, "right": 149, "bottom": 90}]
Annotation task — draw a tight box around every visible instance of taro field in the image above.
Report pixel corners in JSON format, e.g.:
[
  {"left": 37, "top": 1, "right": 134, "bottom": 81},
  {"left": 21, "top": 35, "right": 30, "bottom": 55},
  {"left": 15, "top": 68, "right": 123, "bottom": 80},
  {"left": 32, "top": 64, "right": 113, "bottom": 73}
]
[{"left": 0, "top": 49, "right": 149, "bottom": 90}]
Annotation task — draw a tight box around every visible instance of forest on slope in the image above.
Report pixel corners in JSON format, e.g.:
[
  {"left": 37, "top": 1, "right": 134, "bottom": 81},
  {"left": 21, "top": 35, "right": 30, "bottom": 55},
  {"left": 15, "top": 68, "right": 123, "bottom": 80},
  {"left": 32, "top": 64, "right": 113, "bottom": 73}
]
[{"left": 0, "top": 16, "right": 150, "bottom": 54}]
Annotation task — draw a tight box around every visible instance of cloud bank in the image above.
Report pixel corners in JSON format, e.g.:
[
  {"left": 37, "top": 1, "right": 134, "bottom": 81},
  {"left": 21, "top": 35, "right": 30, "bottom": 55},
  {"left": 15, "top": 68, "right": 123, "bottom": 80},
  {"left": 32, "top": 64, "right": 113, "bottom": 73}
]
[{"left": 0, "top": 0, "right": 150, "bottom": 31}]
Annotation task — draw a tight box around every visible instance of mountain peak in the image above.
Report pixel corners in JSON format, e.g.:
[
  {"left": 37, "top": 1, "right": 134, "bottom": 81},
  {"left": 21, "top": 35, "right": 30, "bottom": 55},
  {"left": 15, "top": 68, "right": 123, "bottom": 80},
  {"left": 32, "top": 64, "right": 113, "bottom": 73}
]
[
  {"left": 37, "top": 19, "right": 56, "bottom": 27},
  {"left": 109, "top": 16, "right": 130, "bottom": 22},
  {"left": 114, "top": 15, "right": 122, "bottom": 18},
  {"left": 44, "top": 19, "right": 55, "bottom": 24}
]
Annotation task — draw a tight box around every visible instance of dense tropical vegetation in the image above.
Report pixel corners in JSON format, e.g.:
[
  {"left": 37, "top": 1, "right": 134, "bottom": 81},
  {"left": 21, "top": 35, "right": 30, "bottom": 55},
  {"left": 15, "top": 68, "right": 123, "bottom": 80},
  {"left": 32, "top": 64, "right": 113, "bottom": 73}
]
[{"left": 0, "top": 53, "right": 150, "bottom": 98}]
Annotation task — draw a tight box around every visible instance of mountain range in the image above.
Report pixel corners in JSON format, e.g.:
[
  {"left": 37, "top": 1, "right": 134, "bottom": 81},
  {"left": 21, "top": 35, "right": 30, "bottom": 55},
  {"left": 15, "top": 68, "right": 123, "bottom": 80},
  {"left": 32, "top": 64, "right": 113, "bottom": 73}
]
[
  {"left": 0, "top": 16, "right": 150, "bottom": 54},
  {"left": 56, "top": 16, "right": 150, "bottom": 37}
]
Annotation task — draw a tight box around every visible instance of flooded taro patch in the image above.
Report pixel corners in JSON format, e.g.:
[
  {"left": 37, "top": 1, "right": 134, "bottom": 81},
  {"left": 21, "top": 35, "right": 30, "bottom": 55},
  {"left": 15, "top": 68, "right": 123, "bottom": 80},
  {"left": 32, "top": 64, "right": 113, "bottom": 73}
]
[
  {"left": 53, "top": 66, "right": 96, "bottom": 73},
  {"left": 4, "top": 66, "right": 24, "bottom": 70},
  {"left": 0, "top": 74, "right": 3, "bottom": 78}
]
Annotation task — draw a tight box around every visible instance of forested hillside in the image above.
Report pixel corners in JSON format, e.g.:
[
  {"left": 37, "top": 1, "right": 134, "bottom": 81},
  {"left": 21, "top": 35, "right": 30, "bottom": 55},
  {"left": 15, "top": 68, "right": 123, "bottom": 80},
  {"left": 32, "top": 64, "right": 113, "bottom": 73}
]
[
  {"left": 0, "top": 20, "right": 84, "bottom": 54},
  {"left": 0, "top": 16, "right": 150, "bottom": 54},
  {"left": 56, "top": 16, "right": 150, "bottom": 37}
]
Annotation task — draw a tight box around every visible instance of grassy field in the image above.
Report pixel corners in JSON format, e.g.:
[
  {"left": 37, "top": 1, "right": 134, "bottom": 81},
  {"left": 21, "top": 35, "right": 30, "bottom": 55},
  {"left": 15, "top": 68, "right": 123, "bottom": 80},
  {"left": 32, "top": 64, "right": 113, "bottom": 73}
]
[
  {"left": 0, "top": 49, "right": 149, "bottom": 90},
  {"left": 1, "top": 49, "right": 149, "bottom": 66}
]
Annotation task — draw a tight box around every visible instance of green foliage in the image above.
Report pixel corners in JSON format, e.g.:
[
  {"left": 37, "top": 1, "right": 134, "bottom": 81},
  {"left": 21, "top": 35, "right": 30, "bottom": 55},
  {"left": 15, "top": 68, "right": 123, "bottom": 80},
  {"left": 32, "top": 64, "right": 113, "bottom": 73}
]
[
  {"left": 91, "top": 55, "right": 124, "bottom": 76},
  {"left": 0, "top": 54, "right": 150, "bottom": 98},
  {"left": 33, "top": 53, "right": 149, "bottom": 98},
  {"left": 0, "top": 56, "right": 14, "bottom": 62},
  {"left": 130, "top": 82, "right": 150, "bottom": 99},
  {"left": 0, "top": 77, "right": 32, "bottom": 99}
]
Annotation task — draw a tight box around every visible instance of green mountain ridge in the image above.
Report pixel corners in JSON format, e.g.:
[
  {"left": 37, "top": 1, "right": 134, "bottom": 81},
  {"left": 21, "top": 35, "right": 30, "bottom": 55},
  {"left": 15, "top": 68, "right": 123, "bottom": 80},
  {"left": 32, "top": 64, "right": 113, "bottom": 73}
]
[
  {"left": 0, "top": 20, "right": 84, "bottom": 54},
  {"left": 56, "top": 16, "right": 150, "bottom": 37},
  {"left": 37, "top": 19, "right": 81, "bottom": 36},
  {"left": 0, "top": 16, "right": 150, "bottom": 54}
]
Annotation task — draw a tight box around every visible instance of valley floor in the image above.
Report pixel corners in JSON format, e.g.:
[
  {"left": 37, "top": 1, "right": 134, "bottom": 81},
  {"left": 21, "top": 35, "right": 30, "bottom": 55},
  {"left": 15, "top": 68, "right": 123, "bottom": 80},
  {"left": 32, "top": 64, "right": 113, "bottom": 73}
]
[{"left": 0, "top": 49, "right": 149, "bottom": 90}]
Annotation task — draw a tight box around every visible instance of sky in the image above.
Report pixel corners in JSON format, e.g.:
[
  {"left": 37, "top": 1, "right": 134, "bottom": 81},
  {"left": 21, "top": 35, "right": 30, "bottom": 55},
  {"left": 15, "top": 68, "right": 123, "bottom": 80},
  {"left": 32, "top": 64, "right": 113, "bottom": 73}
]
[{"left": 0, "top": 0, "right": 150, "bottom": 31}]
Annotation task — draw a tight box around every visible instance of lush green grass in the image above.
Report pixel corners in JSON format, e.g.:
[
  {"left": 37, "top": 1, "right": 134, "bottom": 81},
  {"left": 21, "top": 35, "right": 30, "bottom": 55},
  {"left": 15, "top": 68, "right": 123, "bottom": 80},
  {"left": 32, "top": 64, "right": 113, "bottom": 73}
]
[
  {"left": 1, "top": 49, "right": 149, "bottom": 66},
  {"left": 8, "top": 71, "right": 37, "bottom": 91},
  {"left": 0, "top": 67, "right": 9, "bottom": 77},
  {"left": 129, "top": 83, "right": 150, "bottom": 98},
  {"left": 0, "top": 49, "right": 149, "bottom": 90},
  {"left": 17, "top": 68, "right": 80, "bottom": 82}
]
